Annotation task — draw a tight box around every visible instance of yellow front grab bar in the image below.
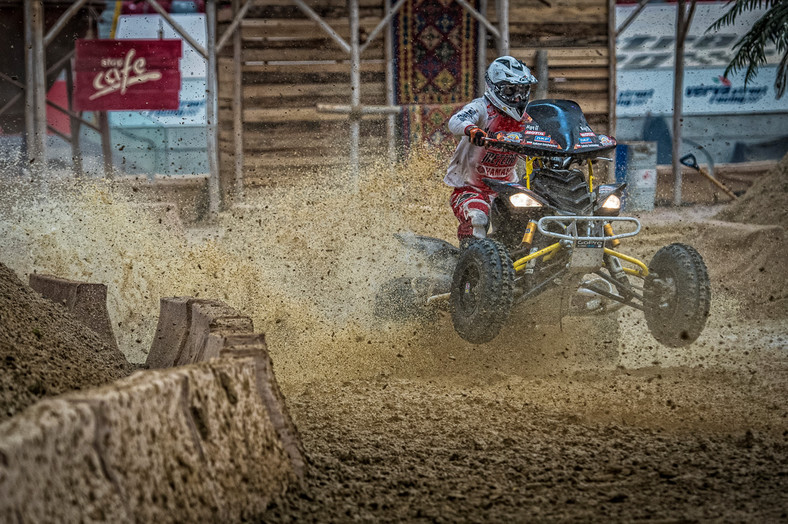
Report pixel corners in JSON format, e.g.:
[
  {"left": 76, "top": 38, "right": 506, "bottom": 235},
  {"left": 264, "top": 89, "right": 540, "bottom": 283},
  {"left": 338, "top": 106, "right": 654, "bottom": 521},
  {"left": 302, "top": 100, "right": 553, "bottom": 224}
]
[
  {"left": 512, "top": 242, "right": 561, "bottom": 272},
  {"left": 511, "top": 244, "right": 650, "bottom": 277},
  {"left": 604, "top": 248, "right": 650, "bottom": 277}
]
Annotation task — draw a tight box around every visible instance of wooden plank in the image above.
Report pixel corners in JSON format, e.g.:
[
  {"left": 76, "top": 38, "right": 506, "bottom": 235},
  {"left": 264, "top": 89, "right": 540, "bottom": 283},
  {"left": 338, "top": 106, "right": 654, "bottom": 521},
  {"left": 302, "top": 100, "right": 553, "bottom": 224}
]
[
  {"left": 241, "top": 17, "right": 383, "bottom": 38},
  {"left": 218, "top": 81, "right": 386, "bottom": 98},
  {"left": 549, "top": 68, "right": 610, "bottom": 79},
  {"left": 239, "top": 61, "right": 386, "bottom": 75},
  {"left": 516, "top": 51, "right": 609, "bottom": 67},
  {"left": 510, "top": 23, "right": 608, "bottom": 40},
  {"left": 240, "top": 155, "right": 383, "bottom": 171},
  {"left": 231, "top": 107, "right": 388, "bottom": 123},
  {"left": 490, "top": 5, "right": 608, "bottom": 24},
  {"left": 218, "top": 130, "right": 391, "bottom": 152},
  {"left": 227, "top": 0, "right": 382, "bottom": 7},
  {"left": 544, "top": 79, "right": 608, "bottom": 92},
  {"left": 239, "top": 46, "right": 383, "bottom": 63}
]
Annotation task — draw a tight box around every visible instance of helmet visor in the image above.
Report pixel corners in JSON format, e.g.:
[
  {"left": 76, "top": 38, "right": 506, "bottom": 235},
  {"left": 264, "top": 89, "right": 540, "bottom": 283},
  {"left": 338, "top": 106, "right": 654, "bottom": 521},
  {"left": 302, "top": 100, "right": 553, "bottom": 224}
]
[{"left": 498, "top": 83, "right": 531, "bottom": 103}]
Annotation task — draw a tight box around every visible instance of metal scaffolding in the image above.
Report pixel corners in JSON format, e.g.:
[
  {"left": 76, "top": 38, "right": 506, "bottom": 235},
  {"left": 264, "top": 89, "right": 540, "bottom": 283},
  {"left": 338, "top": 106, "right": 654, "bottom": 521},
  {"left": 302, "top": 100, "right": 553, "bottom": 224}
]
[{"left": 6, "top": 0, "right": 511, "bottom": 212}]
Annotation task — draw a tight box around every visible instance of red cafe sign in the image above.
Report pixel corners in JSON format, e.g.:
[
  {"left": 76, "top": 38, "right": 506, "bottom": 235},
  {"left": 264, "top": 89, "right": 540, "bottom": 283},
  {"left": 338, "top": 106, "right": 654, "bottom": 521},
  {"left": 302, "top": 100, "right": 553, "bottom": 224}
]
[{"left": 74, "top": 39, "right": 182, "bottom": 111}]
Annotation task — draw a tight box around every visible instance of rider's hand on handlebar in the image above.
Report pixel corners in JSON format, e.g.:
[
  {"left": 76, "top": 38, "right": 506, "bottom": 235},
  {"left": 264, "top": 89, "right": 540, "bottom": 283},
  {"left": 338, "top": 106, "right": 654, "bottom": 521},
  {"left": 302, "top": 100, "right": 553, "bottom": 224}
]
[{"left": 465, "top": 126, "right": 488, "bottom": 147}]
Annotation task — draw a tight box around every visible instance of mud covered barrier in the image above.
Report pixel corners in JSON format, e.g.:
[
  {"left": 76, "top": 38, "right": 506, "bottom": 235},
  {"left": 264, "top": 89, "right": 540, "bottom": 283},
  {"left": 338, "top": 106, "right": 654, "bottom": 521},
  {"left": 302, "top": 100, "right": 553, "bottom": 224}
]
[
  {"left": 0, "top": 295, "right": 305, "bottom": 522},
  {"left": 29, "top": 273, "right": 119, "bottom": 351}
]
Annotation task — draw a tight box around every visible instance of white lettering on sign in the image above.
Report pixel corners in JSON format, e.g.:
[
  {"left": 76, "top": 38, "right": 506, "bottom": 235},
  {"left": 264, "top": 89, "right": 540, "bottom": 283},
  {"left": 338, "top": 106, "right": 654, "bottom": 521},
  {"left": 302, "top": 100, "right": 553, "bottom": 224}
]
[{"left": 90, "top": 49, "right": 162, "bottom": 100}]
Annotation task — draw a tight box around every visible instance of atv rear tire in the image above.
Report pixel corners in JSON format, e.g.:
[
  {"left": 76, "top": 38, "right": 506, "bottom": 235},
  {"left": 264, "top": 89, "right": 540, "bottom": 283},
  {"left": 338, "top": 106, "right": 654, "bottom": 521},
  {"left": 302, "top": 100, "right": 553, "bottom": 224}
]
[
  {"left": 644, "top": 243, "right": 710, "bottom": 347},
  {"left": 450, "top": 238, "right": 515, "bottom": 344}
]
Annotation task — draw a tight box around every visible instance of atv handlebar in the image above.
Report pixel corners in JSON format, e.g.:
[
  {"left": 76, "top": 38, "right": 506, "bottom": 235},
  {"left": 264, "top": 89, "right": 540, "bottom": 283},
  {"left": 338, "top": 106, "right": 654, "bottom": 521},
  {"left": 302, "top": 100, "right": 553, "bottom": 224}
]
[{"left": 482, "top": 137, "right": 617, "bottom": 160}]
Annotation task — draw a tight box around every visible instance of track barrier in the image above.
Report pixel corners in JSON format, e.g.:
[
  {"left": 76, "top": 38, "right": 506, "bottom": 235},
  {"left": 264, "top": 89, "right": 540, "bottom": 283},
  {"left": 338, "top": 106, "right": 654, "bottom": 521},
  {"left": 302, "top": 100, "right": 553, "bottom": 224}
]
[
  {"left": 0, "top": 290, "right": 305, "bottom": 522},
  {"left": 29, "top": 273, "right": 118, "bottom": 351}
]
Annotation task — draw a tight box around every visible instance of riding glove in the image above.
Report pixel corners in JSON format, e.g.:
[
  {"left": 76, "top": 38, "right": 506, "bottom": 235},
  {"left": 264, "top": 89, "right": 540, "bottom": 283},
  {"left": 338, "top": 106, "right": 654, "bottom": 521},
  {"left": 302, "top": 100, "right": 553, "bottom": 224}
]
[{"left": 465, "top": 126, "right": 488, "bottom": 146}]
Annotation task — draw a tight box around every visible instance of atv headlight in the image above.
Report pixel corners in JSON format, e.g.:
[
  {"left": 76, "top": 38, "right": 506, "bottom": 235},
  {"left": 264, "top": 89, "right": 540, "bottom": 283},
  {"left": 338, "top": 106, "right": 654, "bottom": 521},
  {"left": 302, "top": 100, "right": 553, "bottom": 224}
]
[
  {"left": 600, "top": 194, "right": 621, "bottom": 211},
  {"left": 509, "top": 193, "right": 543, "bottom": 208}
]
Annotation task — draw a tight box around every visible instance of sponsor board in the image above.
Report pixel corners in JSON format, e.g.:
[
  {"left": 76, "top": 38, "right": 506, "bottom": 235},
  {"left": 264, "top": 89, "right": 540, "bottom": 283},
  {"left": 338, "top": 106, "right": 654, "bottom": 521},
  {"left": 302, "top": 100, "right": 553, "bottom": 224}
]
[
  {"left": 617, "top": 67, "right": 788, "bottom": 116},
  {"left": 74, "top": 39, "right": 182, "bottom": 111},
  {"left": 616, "top": 2, "right": 787, "bottom": 116}
]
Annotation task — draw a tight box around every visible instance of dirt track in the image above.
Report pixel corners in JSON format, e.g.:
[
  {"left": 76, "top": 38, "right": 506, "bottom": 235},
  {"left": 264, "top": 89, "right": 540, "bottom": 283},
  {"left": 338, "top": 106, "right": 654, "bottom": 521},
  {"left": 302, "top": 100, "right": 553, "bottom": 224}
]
[
  {"left": 0, "top": 155, "right": 786, "bottom": 521},
  {"left": 259, "top": 215, "right": 787, "bottom": 522}
]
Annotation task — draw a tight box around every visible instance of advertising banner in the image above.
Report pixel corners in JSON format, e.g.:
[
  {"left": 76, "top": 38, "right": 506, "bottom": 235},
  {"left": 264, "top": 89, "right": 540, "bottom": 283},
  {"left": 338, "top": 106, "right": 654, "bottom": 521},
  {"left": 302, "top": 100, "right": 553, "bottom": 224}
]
[
  {"left": 616, "top": 3, "right": 786, "bottom": 116},
  {"left": 74, "top": 39, "right": 182, "bottom": 111}
]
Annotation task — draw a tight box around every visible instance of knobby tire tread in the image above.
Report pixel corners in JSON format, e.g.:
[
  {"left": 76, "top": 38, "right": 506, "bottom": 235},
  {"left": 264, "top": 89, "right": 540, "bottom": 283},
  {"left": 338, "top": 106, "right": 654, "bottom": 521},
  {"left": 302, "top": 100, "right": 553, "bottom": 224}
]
[
  {"left": 644, "top": 243, "right": 711, "bottom": 347},
  {"left": 450, "top": 239, "right": 515, "bottom": 344}
]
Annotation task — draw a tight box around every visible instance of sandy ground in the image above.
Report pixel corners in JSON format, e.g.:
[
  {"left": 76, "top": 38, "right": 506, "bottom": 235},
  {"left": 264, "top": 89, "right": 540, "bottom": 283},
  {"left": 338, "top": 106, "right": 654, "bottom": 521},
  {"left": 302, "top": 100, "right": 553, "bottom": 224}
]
[
  {"left": 259, "top": 211, "right": 787, "bottom": 522},
  {"left": 0, "top": 153, "right": 785, "bottom": 520}
]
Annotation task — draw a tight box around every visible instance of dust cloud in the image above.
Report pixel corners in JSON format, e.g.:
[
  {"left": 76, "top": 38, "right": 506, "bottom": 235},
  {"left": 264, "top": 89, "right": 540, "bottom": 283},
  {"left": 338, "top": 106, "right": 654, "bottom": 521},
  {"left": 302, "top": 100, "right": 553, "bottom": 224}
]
[
  {"left": 0, "top": 147, "right": 473, "bottom": 384},
  {"left": 1, "top": 152, "right": 786, "bottom": 520}
]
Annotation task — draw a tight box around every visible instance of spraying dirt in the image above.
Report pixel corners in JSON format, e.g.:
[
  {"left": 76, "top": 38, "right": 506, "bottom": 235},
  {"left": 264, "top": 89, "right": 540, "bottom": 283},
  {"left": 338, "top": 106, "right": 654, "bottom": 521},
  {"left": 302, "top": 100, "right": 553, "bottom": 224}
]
[{"left": 0, "top": 151, "right": 786, "bottom": 519}]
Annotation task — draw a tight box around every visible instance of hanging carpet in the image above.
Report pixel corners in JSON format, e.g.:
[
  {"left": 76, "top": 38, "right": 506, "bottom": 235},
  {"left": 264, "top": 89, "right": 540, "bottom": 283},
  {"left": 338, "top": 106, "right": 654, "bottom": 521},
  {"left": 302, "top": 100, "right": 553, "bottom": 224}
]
[{"left": 393, "top": 0, "right": 480, "bottom": 148}]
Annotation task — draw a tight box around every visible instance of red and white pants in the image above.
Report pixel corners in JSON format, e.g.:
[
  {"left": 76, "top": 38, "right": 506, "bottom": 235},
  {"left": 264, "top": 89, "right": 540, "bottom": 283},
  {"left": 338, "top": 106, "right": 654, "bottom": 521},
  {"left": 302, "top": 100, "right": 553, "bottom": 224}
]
[{"left": 450, "top": 185, "right": 497, "bottom": 241}]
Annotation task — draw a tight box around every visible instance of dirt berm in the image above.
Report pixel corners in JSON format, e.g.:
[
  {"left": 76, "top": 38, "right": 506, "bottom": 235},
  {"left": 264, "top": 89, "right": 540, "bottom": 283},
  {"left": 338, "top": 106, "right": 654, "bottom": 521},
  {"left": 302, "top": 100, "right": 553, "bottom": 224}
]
[
  {"left": 0, "top": 350, "right": 298, "bottom": 522},
  {"left": 0, "top": 266, "right": 304, "bottom": 521}
]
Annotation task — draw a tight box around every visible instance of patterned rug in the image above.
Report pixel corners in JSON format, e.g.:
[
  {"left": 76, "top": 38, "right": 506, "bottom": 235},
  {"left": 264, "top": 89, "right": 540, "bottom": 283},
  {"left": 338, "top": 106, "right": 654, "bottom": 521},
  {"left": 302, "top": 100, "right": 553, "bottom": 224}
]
[
  {"left": 394, "top": 0, "right": 479, "bottom": 148},
  {"left": 399, "top": 103, "right": 467, "bottom": 149}
]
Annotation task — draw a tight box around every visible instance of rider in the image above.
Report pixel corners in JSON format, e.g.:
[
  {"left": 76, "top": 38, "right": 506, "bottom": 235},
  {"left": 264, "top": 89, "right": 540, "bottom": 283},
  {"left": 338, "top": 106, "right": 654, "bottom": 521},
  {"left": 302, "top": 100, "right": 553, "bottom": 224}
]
[{"left": 445, "top": 56, "right": 538, "bottom": 244}]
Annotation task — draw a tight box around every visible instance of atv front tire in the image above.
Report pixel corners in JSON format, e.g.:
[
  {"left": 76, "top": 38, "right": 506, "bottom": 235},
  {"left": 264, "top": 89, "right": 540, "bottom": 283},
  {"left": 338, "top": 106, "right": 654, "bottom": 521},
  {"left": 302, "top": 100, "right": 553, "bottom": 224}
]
[
  {"left": 450, "top": 238, "right": 515, "bottom": 344},
  {"left": 644, "top": 243, "right": 710, "bottom": 347}
]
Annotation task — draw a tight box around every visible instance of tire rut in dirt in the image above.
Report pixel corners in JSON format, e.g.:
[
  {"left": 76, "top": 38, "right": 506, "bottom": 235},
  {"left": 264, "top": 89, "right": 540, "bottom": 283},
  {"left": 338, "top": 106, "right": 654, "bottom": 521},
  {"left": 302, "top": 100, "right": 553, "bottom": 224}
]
[{"left": 450, "top": 238, "right": 515, "bottom": 344}]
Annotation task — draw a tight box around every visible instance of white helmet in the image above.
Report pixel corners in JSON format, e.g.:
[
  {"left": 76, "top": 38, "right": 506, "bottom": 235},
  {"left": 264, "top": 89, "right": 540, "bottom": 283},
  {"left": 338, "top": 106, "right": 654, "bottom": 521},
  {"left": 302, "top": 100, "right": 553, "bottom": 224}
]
[{"left": 484, "top": 56, "right": 538, "bottom": 121}]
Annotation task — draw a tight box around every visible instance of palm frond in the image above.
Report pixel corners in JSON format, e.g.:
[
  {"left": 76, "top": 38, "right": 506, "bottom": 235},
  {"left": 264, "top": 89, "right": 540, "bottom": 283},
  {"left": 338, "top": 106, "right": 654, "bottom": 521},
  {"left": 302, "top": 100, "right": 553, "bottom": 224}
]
[
  {"left": 776, "top": 49, "right": 788, "bottom": 98},
  {"left": 717, "top": 0, "right": 788, "bottom": 89},
  {"left": 707, "top": 0, "right": 781, "bottom": 32}
]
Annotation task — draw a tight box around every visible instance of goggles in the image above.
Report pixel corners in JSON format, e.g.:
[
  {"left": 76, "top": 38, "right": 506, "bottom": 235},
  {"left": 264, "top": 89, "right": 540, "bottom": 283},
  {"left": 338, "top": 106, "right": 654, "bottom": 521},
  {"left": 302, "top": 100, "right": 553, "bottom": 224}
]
[{"left": 498, "top": 83, "right": 531, "bottom": 101}]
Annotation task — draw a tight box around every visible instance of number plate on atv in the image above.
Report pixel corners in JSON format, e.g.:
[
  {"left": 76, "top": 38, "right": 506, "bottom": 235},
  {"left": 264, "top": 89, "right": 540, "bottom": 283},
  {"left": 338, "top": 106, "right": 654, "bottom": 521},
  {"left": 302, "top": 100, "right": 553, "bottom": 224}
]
[{"left": 569, "top": 243, "right": 604, "bottom": 271}]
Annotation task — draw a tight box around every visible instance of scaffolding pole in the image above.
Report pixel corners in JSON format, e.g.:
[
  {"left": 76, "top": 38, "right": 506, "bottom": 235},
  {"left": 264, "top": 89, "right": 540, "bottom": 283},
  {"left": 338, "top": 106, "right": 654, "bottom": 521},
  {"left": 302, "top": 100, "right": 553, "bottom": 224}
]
[
  {"left": 477, "top": 0, "right": 488, "bottom": 95},
  {"left": 672, "top": 0, "right": 697, "bottom": 206},
  {"left": 385, "top": 0, "right": 396, "bottom": 165},
  {"left": 205, "top": 0, "right": 221, "bottom": 215},
  {"left": 314, "top": 0, "right": 508, "bottom": 181},
  {"left": 24, "top": 0, "right": 47, "bottom": 173},
  {"left": 232, "top": 0, "right": 245, "bottom": 202}
]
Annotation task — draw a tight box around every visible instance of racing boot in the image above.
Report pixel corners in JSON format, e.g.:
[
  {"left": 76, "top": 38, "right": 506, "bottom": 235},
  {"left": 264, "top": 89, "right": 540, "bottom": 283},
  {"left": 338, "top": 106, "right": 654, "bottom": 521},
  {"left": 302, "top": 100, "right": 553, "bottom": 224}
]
[{"left": 468, "top": 209, "right": 489, "bottom": 240}]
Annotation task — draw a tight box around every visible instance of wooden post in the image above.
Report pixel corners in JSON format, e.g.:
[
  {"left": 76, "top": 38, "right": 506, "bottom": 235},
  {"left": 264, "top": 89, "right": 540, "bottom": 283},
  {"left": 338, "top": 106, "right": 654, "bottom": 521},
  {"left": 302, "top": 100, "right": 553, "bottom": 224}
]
[
  {"left": 98, "top": 112, "right": 113, "bottom": 178},
  {"left": 206, "top": 0, "right": 221, "bottom": 215},
  {"left": 608, "top": 0, "right": 617, "bottom": 138},
  {"left": 349, "top": 0, "right": 361, "bottom": 189},
  {"left": 478, "top": 0, "right": 488, "bottom": 95},
  {"left": 65, "top": 61, "right": 83, "bottom": 177},
  {"left": 671, "top": 0, "right": 696, "bottom": 206},
  {"left": 384, "top": 0, "right": 396, "bottom": 166},
  {"left": 232, "top": 0, "right": 245, "bottom": 203},
  {"left": 496, "top": 0, "right": 509, "bottom": 56},
  {"left": 534, "top": 50, "right": 548, "bottom": 100},
  {"left": 24, "top": 0, "right": 47, "bottom": 173}
]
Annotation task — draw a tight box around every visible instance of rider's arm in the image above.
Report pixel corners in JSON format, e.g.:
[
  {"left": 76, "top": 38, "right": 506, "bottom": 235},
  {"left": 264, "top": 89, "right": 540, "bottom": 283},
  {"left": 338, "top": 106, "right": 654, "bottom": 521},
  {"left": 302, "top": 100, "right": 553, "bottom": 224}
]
[{"left": 448, "top": 99, "right": 487, "bottom": 137}]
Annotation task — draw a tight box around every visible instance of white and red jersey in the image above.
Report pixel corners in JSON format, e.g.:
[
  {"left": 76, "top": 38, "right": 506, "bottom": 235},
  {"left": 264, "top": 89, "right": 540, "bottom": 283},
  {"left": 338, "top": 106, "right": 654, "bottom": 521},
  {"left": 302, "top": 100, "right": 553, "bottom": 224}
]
[{"left": 444, "top": 96, "right": 532, "bottom": 188}]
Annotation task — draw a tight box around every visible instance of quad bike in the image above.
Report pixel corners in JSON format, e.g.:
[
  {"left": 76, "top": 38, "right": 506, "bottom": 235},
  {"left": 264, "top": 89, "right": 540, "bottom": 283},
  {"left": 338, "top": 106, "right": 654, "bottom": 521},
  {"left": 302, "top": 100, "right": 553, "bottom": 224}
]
[{"left": 377, "top": 99, "right": 711, "bottom": 347}]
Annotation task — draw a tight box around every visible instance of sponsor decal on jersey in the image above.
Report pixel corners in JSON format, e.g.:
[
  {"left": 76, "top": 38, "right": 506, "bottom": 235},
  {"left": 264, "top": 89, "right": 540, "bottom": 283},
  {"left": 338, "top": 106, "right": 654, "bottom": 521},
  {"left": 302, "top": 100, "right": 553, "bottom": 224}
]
[
  {"left": 456, "top": 107, "right": 479, "bottom": 122},
  {"left": 533, "top": 135, "right": 552, "bottom": 143},
  {"left": 481, "top": 151, "right": 518, "bottom": 168},
  {"left": 579, "top": 132, "right": 596, "bottom": 137},
  {"left": 579, "top": 136, "right": 593, "bottom": 144},
  {"left": 598, "top": 135, "right": 614, "bottom": 146}
]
